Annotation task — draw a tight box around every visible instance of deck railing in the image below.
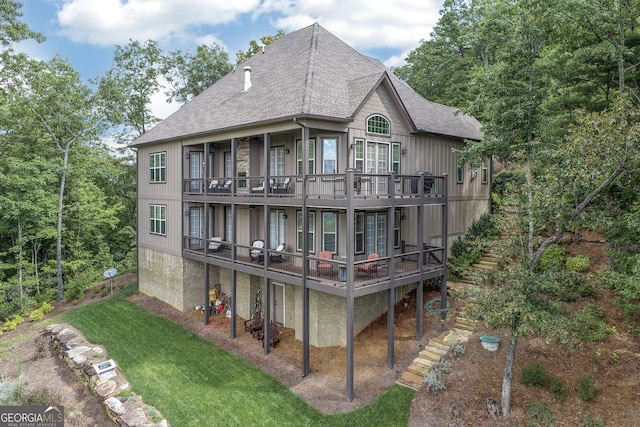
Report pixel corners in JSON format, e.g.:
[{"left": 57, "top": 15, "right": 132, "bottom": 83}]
[{"left": 183, "top": 172, "right": 445, "bottom": 199}]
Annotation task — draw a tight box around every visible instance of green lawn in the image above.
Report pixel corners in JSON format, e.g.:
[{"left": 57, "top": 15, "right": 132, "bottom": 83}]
[{"left": 58, "top": 288, "right": 414, "bottom": 427}]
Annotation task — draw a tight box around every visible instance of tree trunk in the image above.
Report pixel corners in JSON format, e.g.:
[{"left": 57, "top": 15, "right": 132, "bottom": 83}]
[
  {"left": 56, "top": 149, "right": 69, "bottom": 302},
  {"left": 501, "top": 334, "right": 518, "bottom": 417},
  {"left": 531, "top": 143, "right": 638, "bottom": 270}
]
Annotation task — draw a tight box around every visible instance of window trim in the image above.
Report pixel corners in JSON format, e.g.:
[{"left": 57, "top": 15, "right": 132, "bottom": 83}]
[
  {"left": 366, "top": 114, "right": 391, "bottom": 136},
  {"left": 296, "top": 138, "right": 316, "bottom": 175},
  {"left": 149, "top": 204, "right": 167, "bottom": 236},
  {"left": 355, "top": 212, "right": 365, "bottom": 254},
  {"left": 149, "top": 152, "right": 166, "bottom": 183},
  {"left": 321, "top": 212, "right": 337, "bottom": 253}
]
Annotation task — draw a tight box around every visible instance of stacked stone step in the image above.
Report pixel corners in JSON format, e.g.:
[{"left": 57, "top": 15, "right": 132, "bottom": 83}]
[
  {"left": 396, "top": 252, "right": 498, "bottom": 391},
  {"left": 398, "top": 337, "right": 453, "bottom": 390}
]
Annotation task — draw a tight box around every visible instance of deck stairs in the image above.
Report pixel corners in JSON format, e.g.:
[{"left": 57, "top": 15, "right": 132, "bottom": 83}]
[{"left": 396, "top": 252, "right": 499, "bottom": 391}]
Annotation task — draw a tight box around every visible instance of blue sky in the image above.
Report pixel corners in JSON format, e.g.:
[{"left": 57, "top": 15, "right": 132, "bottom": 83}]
[{"left": 17, "top": 0, "right": 445, "bottom": 118}]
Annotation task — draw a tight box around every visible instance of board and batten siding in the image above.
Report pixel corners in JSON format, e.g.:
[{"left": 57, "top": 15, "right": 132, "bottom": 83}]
[{"left": 137, "top": 142, "right": 184, "bottom": 256}]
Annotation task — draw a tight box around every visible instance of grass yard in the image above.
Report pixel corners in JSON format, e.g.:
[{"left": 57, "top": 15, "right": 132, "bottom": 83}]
[{"left": 58, "top": 288, "right": 414, "bottom": 427}]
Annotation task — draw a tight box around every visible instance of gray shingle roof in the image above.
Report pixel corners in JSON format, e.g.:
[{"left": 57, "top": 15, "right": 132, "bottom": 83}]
[{"left": 132, "top": 23, "right": 482, "bottom": 147}]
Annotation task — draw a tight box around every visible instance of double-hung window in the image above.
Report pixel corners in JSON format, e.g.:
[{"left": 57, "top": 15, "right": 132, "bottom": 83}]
[
  {"left": 270, "top": 146, "right": 285, "bottom": 176},
  {"left": 322, "top": 212, "right": 337, "bottom": 253},
  {"left": 355, "top": 212, "right": 365, "bottom": 254},
  {"left": 150, "top": 204, "right": 166, "bottom": 235},
  {"left": 150, "top": 152, "right": 166, "bottom": 183},
  {"left": 296, "top": 138, "right": 316, "bottom": 174}
]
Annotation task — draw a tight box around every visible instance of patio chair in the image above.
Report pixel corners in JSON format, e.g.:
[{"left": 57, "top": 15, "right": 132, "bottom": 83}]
[
  {"left": 250, "top": 240, "right": 265, "bottom": 263},
  {"left": 217, "top": 180, "right": 232, "bottom": 193},
  {"left": 316, "top": 251, "right": 334, "bottom": 277},
  {"left": 273, "top": 177, "right": 291, "bottom": 194},
  {"left": 208, "top": 179, "right": 219, "bottom": 190},
  {"left": 208, "top": 237, "right": 222, "bottom": 252},
  {"left": 244, "top": 310, "right": 263, "bottom": 336},
  {"left": 270, "top": 243, "right": 286, "bottom": 263},
  {"left": 251, "top": 179, "right": 266, "bottom": 193},
  {"left": 357, "top": 253, "right": 380, "bottom": 276},
  {"left": 256, "top": 321, "right": 280, "bottom": 348}
]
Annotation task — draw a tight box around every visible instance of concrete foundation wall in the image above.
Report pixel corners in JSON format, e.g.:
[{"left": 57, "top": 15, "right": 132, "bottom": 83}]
[{"left": 138, "top": 248, "right": 186, "bottom": 311}]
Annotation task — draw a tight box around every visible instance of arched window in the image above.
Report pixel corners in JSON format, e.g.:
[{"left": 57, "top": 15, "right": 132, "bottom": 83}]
[{"left": 367, "top": 114, "right": 390, "bottom": 136}]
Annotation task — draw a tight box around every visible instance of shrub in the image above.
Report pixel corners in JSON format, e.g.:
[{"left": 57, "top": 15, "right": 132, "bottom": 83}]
[
  {"left": 21, "top": 388, "right": 62, "bottom": 406},
  {"left": 539, "top": 245, "right": 566, "bottom": 272},
  {"left": 29, "top": 309, "right": 44, "bottom": 322},
  {"left": 577, "top": 375, "right": 598, "bottom": 401},
  {"left": 3, "top": 315, "right": 24, "bottom": 331},
  {"left": 40, "top": 301, "right": 54, "bottom": 314},
  {"left": 526, "top": 401, "right": 554, "bottom": 426},
  {"left": 566, "top": 255, "right": 590, "bottom": 272},
  {"left": 450, "top": 237, "right": 470, "bottom": 259},
  {"left": 570, "top": 304, "right": 614, "bottom": 342},
  {"left": 549, "top": 377, "right": 568, "bottom": 402},
  {"left": 466, "top": 213, "right": 499, "bottom": 241},
  {"left": 520, "top": 364, "right": 547, "bottom": 387}
]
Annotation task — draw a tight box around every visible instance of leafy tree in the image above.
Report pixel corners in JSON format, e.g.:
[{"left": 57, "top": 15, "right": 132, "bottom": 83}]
[
  {"left": 235, "top": 30, "right": 284, "bottom": 65},
  {"left": 163, "top": 43, "right": 233, "bottom": 104},
  {"left": 95, "top": 39, "right": 163, "bottom": 142},
  {"left": 2, "top": 53, "right": 102, "bottom": 302},
  {"left": 0, "top": 0, "right": 44, "bottom": 47}
]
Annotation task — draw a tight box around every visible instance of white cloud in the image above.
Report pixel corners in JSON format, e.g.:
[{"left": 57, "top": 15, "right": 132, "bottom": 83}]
[
  {"left": 265, "top": 0, "right": 440, "bottom": 53},
  {"left": 53, "top": 0, "right": 441, "bottom": 66},
  {"left": 56, "top": 0, "right": 260, "bottom": 45}
]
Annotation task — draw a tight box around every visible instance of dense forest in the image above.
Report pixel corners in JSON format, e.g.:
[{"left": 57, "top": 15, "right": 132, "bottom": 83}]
[
  {"left": 396, "top": 0, "right": 640, "bottom": 415},
  {"left": 1, "top": 0, "right": 639, "bottom": 419}
]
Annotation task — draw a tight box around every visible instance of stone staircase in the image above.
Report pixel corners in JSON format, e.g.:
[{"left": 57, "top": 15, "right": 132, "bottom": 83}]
[{"left": 396, "top": 252, "right": 498, "bottom": 391}]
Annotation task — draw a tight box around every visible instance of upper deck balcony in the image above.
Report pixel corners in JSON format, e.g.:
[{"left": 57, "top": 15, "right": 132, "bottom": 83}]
[{"left": 183, "top": 171, "right": 445, "bottom": 208}]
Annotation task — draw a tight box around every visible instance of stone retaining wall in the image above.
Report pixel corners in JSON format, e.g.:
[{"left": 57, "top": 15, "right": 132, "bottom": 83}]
[{"left": 45, "top": 324, "right": 169, "bottom": 427}]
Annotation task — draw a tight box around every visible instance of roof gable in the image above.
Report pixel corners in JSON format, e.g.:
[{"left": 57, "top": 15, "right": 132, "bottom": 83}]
[{"left": 132, "top": 23, "right": 482, "bottom": 146}]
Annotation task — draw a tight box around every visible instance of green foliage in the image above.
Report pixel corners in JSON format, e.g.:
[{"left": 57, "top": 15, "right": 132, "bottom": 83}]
[
  {"left": 526, "top": 401, "right": 555, "bottom": 426},
  {"left": 600, "top": 256, "right": 640, "bottom": 336},
  {"left": 492, "top": 171, "right": 526, "bottom": 202},
  {"left": 577, "top": 375, "right": 598, "bottom": 401},
  {"left": 466, "top": 213, "right": 500, "bottom": 241},
  {"left": 539, "top": 245, "right": 566, "bottom": 272},
  {"left": 549, "top": 377, "right": 568, "bottom": 403},
  {"left": 40, "top": 301, "right": 53, "bottom": 314},
  {"left": 28, "top": 308, "right": 44, "bottom": 321},
  {"left": 235, "top": 31, "right": 285, "bottom": 65},
  {"left": 536, "top": 270, "right": 595, "bottom": 303},
  {"left": 583, "top": 415, "right": 606, "bottom": 427},
  {"left": 448, "top": 213, "right": 500, "bottom": 278},
  {"left": 520, "top": 364, "right": 547, "bottom": 387},
  {"left": 3, "top": 315, "right": 23, "bottom": 331},
  {"left": 449, "top": 343, "right": 465, "bottom": 357},
  {"left": 570, "top": 304, "right": 614, "bottom": 342},
  {"left": 566, "top": 255, "right": 590, "bottom": 272}
]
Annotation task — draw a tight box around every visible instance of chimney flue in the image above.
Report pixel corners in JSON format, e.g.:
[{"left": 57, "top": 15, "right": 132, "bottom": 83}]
[{"left": 243, "top": 66, "right": 252, "bottom": 91}]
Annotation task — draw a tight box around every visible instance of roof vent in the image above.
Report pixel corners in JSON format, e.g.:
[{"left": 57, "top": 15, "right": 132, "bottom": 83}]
[{"left": 243, "top": 66, "right": 252, "bottom": 91}]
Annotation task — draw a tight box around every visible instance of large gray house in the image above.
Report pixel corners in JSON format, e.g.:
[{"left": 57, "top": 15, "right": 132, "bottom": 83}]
[{"left": 131, "top": 23, "right": 488, "bottom": 400}]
